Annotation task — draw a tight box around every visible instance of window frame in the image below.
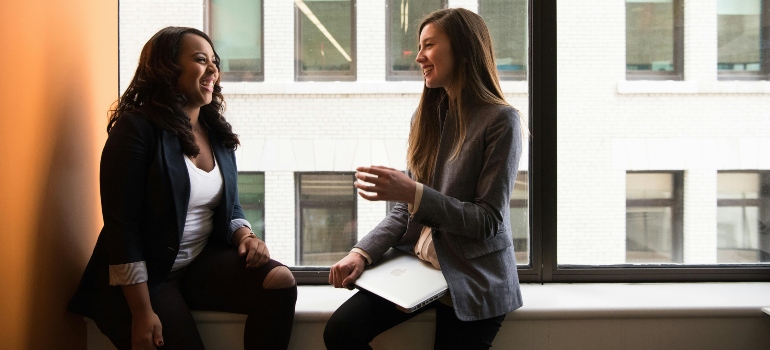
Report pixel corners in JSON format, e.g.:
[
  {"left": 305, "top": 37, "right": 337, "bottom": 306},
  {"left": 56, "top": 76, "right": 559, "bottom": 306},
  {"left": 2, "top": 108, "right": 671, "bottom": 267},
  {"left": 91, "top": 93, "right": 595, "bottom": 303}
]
[
  {"left": 478, "top": 0, "right": 528, "bottom": 81},
  {"left": 294, "top": 0, "right": 357, "bottom": 82},
  {"left": 237, "top": 171, "right": 266, "bottom": 240},
  {"left": 624, "top": 0, "right": 684, "bottom": 81},
  {"left": 293, "top": 0, "right": 770, "bottom": 284},
  {"left": 716, "top": 170, "right": 770, "bottom": 262},
  {"left": 204, "top": 0, "right": 265, "bottom": 82},
  {"left": 717, "top": 0, "right": 770, "bottom": 81},
  {"left": 625, "top": 171, "right": 684, "bottom": 264},
  {"left": 294, "top": 172, "right": 358, "bottom": 267},
  {"left": 385, "top": 0, "right": 447, "bottom": 81}
]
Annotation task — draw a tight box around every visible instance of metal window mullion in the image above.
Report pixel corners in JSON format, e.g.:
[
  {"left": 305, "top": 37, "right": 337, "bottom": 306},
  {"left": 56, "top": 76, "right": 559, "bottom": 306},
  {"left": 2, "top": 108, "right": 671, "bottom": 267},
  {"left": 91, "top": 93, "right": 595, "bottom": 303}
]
[{"left": 528, "top": 0, "right": 556, "bottom": 283}]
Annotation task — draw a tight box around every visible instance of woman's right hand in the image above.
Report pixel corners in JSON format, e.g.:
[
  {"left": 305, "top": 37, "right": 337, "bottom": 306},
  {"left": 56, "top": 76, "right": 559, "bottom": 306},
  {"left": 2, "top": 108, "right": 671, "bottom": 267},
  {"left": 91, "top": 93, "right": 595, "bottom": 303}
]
[
  {"left": 329, "top": 252, "right": 366, "bottom": 289},
  {"left": 131, "top": 311, "right": 164, "bottom": 350}
]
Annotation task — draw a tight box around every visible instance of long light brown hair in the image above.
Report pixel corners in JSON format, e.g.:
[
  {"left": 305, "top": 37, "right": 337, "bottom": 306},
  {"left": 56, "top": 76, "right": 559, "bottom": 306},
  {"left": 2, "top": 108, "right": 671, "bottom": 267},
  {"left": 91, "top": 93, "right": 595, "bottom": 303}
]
[{"left": 407, "top": 8, "right": 512, "bottom": 184}]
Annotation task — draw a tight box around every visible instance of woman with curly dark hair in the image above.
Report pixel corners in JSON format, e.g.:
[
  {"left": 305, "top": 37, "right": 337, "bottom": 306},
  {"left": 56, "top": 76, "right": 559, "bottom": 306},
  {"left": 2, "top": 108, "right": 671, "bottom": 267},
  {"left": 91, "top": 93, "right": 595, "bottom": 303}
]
[{"left": 68, "top": 26, "right": 296, "bottom": 350}]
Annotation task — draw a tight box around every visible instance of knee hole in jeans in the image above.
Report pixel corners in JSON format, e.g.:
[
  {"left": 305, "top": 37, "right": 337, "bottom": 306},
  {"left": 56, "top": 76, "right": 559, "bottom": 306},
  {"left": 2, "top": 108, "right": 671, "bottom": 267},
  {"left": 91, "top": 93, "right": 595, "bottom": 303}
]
[{"left": 262, "top": 266, "right": 295, "bottom": 289}]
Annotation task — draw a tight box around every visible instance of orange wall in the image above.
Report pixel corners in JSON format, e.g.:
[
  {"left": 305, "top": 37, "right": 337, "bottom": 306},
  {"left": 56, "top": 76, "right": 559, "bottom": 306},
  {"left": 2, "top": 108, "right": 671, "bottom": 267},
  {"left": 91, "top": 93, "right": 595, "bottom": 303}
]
[{"left": 0, "top": 1, "right": 117, "bottom": 349}]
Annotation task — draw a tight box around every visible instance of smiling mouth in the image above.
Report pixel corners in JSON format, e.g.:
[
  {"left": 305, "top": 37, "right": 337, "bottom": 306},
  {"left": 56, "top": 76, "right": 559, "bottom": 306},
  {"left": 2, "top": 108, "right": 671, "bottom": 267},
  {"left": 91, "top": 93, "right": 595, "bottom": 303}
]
[
  {"left": 422, "top": 67, "right": 433, "bottom": 76},
  {"left": 200, "top": 78, "right": 214, "bottom": 91}
]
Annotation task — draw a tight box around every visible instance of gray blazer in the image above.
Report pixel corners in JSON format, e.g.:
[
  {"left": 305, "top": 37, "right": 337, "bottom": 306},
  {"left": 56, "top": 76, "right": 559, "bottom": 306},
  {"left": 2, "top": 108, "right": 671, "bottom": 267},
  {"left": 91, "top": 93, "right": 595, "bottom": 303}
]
[{"left": 355, "top": 103, "right": 523, "bottom": 321}]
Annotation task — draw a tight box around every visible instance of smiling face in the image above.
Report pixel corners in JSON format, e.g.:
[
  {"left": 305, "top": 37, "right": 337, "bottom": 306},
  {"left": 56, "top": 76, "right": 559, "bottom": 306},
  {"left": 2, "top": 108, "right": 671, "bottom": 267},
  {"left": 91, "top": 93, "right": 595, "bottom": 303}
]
[
  {"left": 176, "top": 34, "right": 219, "bottom": 115},
  {"left": 416, "top": 23, "right": 456, "bottom": 93}
]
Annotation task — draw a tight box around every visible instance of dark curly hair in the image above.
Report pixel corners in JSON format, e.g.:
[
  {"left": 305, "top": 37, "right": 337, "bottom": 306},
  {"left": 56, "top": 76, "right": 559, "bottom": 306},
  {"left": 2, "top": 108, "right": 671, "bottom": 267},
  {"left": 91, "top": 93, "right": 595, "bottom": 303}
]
[{"left": 108, "top": 26, "right": 239, "bottom": 155}]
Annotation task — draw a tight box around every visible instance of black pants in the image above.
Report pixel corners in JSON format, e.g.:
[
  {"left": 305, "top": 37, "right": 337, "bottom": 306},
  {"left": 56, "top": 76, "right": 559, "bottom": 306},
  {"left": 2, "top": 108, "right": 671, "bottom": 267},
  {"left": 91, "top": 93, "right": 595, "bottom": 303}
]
[
  {"left": 324, "top": 290, "right": 506, "bottom": 350},
  {"left": 104, "top": 244, "right": 297, "bottom": 350}
]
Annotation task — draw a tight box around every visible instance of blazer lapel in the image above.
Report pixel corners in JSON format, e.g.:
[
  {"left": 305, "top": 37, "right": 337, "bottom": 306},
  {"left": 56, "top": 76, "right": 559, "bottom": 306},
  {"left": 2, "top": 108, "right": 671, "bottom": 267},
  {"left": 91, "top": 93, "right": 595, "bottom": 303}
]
[
  {"left": 161, "top": 130, "right": 190, "bottom": 242},
  {"left": 211, "top": 134, "right": 235, "bottom": 234}
]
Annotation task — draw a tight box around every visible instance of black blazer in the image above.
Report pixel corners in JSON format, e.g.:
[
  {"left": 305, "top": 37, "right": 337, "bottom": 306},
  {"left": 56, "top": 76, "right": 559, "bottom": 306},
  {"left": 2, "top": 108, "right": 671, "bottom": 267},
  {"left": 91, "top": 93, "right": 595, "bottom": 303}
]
[{"left": 67, "top": 112, "right": 246, "bottom": 328}]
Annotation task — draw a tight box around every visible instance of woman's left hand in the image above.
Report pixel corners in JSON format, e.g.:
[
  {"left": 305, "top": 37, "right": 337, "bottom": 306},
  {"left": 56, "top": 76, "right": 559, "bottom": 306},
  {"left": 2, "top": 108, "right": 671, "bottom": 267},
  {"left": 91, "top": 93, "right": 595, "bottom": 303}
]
[
  {"left": 354, "top": 166, "right": 416, "bottom": 203},
  {"left": 238, "top": 234, "right": 270, "bottom": 269}
]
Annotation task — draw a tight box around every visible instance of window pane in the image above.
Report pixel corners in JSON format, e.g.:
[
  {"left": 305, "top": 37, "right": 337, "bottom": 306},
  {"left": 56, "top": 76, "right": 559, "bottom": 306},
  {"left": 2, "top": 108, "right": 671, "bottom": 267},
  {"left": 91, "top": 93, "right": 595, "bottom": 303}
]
[
  {"left": 298, "top": 173, "right": 357, "bottom": 266},
  {"left": 510, "top": 172, "right": 529, "bottom": 263},
  {"left": 297, "top": 0, "right": 354, "bottom": 79},
  {"left": 626, "top": 172, "right": 681, "bottom": 263},
  {"left": 717, "top": 172, "right": 770, "bottom": 263},
  {"left": 559, "top": 0, "right": 770, "bottom": 269},
  {"left": 388, "top": 0, "right": 443, "bottom": 77},
  {"left": 626, "top": 0, "right": 675, "bottom": 72},
  {"left": 211, "top": 0, "right": 263, "bottom": 81},
  {"left": 238, "top": 172, "right": 265, "bottom": 240},
  {"left": 717, "top": 0, "right": 762, "bottom": 72},
  {"left": 479, "top": 0, "right": 528, "bottom": 79}
]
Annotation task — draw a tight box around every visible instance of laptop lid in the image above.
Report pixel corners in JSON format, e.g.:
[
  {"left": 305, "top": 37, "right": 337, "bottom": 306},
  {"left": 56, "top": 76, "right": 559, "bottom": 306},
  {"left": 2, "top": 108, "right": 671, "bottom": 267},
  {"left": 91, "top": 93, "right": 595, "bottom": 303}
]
[{"left": 354, "top": 248, "right": 448, "bottom": 313}]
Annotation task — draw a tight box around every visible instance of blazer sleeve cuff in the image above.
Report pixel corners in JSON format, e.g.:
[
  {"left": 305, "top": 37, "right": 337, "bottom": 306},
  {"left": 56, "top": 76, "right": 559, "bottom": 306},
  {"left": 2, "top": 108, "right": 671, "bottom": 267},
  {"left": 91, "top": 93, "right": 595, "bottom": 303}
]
[
  {"left": 407, "top": 182, "right": 424, "bottom": 218},
  {"left": 228, "top": 218, "right": 252, "bottom": 244},
  {"left": 109, "top": 261, "right": 148, "bottom": 286},
  {"left": 350, "top": 248, "right": 372, "bottom": 265}
]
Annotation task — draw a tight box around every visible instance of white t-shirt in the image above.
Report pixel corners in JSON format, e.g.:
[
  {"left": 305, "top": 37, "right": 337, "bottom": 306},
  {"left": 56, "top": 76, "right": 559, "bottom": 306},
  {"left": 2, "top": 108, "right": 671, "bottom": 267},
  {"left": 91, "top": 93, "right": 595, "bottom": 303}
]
[{"left": 171, "top": 155, "right": 224, "bottom": 271}]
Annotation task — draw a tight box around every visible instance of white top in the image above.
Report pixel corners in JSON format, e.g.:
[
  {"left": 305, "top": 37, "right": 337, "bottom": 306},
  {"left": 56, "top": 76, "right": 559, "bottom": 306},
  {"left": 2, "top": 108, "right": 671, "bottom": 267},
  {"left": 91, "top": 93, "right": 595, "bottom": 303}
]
[{"left": 171, "top": 155, "right": 224, "bottom": 271}]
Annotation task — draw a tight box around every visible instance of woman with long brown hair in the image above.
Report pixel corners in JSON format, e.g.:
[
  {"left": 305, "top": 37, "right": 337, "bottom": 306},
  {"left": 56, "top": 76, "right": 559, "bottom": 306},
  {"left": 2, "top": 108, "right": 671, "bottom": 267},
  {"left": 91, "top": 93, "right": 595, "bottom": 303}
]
[
  {"left": 325, "top": 8, "right": 525, "bottom": 350},
  {"left": 68, "top": 27, "right": 296, "bottom": 350}
]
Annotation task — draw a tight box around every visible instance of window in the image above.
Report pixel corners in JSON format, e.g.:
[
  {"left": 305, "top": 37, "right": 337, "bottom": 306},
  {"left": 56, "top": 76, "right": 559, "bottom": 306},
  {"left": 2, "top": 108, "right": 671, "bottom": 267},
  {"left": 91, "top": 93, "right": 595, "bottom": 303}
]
[
  {"left": 717, "top": 171, "right": 770, "bottom": 263},
  {"left": 386, "top": 0, "right": 446, "bottom": 80},
  {"left": 238, "top": 172, "right": 266, "bottom": 239},
  {"left": 717, "top": 0, "right": 770, "bottom": 80},
  {"left": 120, "top": 0, "right": 770, "bottom": 284},
  {"left": 386, "top": 200, "right": 399, "bottom": 214},
  {"left": 625, "top": 0, "right": 683, "bottom": 80},
  {"left": 511, "top": 171, "right": 529, "bottom": 264},
  {"left": 295, "top": 0, "right": 356, "bottom": 81},
  {"left": 207, "top": 0, "right": 264, "bottom": 81},
  {"left": 626, "top": 172, "right": 683, "bottom": 263},
  {"left": 479, "top": 0, "right": 529, "bottom": 80},
  {"left": 555, "top": 0, "right": 770, "bottom": 282},
  {"left": 296, "top": 173, "right": 357, "bottom": 266}
]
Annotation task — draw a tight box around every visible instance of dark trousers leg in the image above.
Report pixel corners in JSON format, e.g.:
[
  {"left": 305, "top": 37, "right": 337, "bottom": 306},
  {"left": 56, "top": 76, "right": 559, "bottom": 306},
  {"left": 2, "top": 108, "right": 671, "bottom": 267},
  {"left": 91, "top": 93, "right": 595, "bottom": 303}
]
[
  {"left": 182, "top": 244, "right": 297, "bottom": 350},
  {"left": 433, "top": 303, "right": 506, "bottom": 350},
  {"left": 150, "top": 269, "right": 207, "bottom": 350},
  {"left": 323, "top": 290, "right": 434, "bottom": 350},
  {"left": 98, "top": 269, "right": 206, "bottom": 350}
]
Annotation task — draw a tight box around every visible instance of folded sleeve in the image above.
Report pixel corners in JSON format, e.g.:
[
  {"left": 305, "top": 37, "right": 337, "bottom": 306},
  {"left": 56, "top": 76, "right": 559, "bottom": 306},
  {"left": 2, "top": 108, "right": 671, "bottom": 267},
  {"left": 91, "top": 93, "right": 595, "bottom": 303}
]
[{"left": 100, "top": 115, "right": 154, "bottom": 275}]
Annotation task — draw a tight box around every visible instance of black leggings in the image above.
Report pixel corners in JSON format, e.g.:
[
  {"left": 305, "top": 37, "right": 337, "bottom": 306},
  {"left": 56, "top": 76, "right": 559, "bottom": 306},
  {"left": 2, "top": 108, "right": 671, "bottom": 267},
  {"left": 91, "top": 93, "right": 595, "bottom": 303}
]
[
  {"left": 105, "top": 244, "right": 297, "bottom": 350},
  {"left": 323, "top": 290, "right": 505, "bottom": 350}
]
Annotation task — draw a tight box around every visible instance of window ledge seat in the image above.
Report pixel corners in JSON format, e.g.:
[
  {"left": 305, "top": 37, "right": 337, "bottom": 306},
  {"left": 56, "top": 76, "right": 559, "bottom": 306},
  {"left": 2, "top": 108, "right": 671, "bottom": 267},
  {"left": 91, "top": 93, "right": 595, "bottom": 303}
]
[{"left": 86, "top": 282, "right": 770, "bottom": 349}]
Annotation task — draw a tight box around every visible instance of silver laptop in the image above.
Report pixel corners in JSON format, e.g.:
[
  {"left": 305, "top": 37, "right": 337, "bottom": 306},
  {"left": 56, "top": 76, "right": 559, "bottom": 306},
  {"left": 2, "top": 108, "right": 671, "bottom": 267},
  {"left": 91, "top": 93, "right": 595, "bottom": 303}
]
[{"left": 354, "top": 248, "right": 448, "bottom": 313}]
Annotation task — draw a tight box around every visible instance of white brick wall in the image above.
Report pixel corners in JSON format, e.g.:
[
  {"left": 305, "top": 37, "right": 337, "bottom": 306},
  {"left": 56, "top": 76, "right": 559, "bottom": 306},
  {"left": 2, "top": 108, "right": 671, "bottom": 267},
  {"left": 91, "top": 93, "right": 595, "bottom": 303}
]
[
  {"left": 683, "top": 169, "right": 717, "bottom": 264},
  {"left": 121, "top": 0, "right": 770, "bottom": 267},
  {"left": 264, "top": 171, "right": 296, "bottom": 264},
  {"left": 119, "top": 0, "right": 204, "bottom": 93},
  {"left": 557, "top": 0, "right": 770, "bottom": 264},
  {"left": 263, "top": 0, "right": 294, "bottom": 81},
  {"left": 356, "top": 0, "right": 386, "bottom": 81},
  {"left": 684, "top": 0, "right": 717, "bottom": 82}
]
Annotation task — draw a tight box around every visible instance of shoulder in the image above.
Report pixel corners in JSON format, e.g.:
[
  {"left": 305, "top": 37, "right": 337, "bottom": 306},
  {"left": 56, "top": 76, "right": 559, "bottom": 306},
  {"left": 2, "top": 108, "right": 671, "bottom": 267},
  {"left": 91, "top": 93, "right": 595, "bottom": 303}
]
[
  {"left": 471, "top": 103, "right": 520, "bottom": 129},
  {"left": 109, "top": 111, "right": 157, "bottom": 139}
]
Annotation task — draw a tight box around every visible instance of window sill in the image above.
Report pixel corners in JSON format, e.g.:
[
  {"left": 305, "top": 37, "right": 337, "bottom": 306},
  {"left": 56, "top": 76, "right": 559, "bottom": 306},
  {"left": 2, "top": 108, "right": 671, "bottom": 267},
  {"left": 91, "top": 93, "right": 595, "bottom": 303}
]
[
  {"left": 186, "top": 282, "right": 770, "bottom": 323},
  {"left": 220, "top": 81, "right": 528, "bottom": 95},
  {"left": 617, "top": 80, "right": 770, "bottom": 94},
  {"left": 86, "top": 282, "right": 770, "bottom": 349}
]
